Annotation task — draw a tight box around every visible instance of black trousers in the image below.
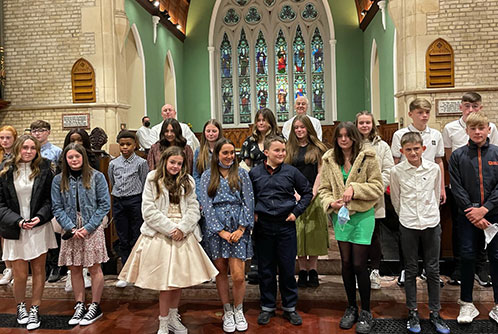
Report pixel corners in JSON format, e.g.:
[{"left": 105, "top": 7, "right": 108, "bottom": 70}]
[{"left": 113, "top": 194, "right": 143, "bottom": 265}]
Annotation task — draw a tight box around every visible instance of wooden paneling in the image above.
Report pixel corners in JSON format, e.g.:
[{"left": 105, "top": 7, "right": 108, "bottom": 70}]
[
  {"left": 71, "top": 58, "right": 96, "bottom": 103},
  {"left": 426, "top": 38, "right": 454, "bottom": 88}
]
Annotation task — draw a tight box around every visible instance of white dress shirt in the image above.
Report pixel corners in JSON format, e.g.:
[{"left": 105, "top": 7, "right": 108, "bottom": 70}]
[
  {"left": 442, "top": 117, "right": 498, "bottom": 152},
  {"left": 151, "top": 120, "right": 200, "bottom": 152},
  {"left": 282, "top": 114, "right": 322, "bottom": 141},
  {"left": 390, "top": 158, "right": 441, "bottom": 230},
  {"left": 391, "top": 124, "right": 444, "bottom": 162},
  {"left": 135, "top": 126, "right": 156, "bottom": 150}
]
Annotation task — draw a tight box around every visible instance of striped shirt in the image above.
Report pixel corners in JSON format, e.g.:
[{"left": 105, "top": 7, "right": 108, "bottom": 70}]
[{"left": 108, "top": 153, "right": 149, "bottom": 197}]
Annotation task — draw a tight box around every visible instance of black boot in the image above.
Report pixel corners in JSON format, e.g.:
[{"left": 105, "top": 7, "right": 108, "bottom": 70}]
[
  {"left": 297, "top": 270, "right": 308, "bottom": 288},
  {"left": 307, "top": 269, "right": 319, "bottom": 287}
]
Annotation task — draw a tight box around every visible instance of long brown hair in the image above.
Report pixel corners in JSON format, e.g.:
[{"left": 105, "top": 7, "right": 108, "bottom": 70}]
[
  {"left": 332, "top": 122, "right": 363, "bottom": 166},
  {"left": 0, "top": 125, "right": 18, "bottom": 162},
  {"left": 355, "top": 111, "right": 379, "bottom": 141},
  {"left": 59, "top": 143, "right": 94, "bottom": 192},
  {"left": 159, "top": 118, "right": 187, "bottom": 150},
  {"left": 152, "top": 146, "right": 192, "bottom": 203},
  {"left": 196, "top": 119, "right": 223, "bottom": 176},
  {"left": 207, "top": 138, "right": 240, "bottom": 198},
  {"left": 285, "top": 114, "right": 327, "bottom": 165},
  {"left": 0, "top": 134, "right": 43, "bottom": 180},
  {"left": 251, "top": 108, "right": 279, "bottom": 142}
]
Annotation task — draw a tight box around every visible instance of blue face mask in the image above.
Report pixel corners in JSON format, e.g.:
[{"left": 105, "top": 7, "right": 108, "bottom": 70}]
[
  {"left": 337, "top": 205, "right": 350, "bottom": 225},
  {"left": 218, "top": 160, "right": 234, "bottom": 169}
]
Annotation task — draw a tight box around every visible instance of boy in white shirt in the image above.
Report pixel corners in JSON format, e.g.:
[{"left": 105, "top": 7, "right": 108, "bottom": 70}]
[
  {"left": 391, "top": 132, "right": 449, "bottom": 334},
  {"left": 443, "top": 92, "right": 495, "bottom": 287}
]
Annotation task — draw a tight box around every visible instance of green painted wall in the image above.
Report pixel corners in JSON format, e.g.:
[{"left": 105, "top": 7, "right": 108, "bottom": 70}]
[
  {"left": 363, "top": 8, "right": 396, "bottom": 123},
  {"left": 124, "top": 0, "right": 185, "bottom": 126}
]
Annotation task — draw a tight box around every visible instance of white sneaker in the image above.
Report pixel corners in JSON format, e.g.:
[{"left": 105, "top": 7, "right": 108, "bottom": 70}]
[
  {"left": 490, "top": 305, "right": 498, "bottom": 324},
  {"left": 83, "top": 268, "right": 92, "bottom": 288},
  {"left": 115, "top": 280, "right": 128, "bottom": 288},
  {"left": 157, "top": 315, "right": 169, "bottom": 334},
  {"left": 457, "top": 299, "right": 479, "bottom": 324},
  {"left": 370, "top": 269, "right": 381, "bottom": 290},
  {"left": 234, "top": 304, "right": 248, "bottom": 331},
  {"left": 168, "top": 308, "right": 188, "bottom": 334},
  {"left": 222, "top": 306, "right": 236, "bottom": 333},
  {"left": 65, "top": 271, "right": 73, "bottom": 292},
  {"left": 0, "top": 268, "right": 13, "bottom": 285}
]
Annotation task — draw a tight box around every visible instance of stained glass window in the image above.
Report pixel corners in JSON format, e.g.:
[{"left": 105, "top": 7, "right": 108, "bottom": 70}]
[
  {"left": 220, "top": 33, "right": 234, "bottom": 124},
  {"left": 255, "top": 31, "right": 268, "bottom": 109},
  {"left": 238, "top": 30, "right": 251, "bottom": 123},
  {"left": 275, "top": 29, "right": 289, "bottom": 122},
  {"left": 311, "top": 28, "right": 325, "bottom": 120},
  {"left": 293, "top": 26, "right": 306, "bottom": 105}
]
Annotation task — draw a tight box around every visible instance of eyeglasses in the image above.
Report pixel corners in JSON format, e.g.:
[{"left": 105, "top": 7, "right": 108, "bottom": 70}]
[
  {"left": 30, "top": 128, "right": 48, "bottom": 134},
  {"left": 462, "top": 103, "right": 481, "bottom": 110}
]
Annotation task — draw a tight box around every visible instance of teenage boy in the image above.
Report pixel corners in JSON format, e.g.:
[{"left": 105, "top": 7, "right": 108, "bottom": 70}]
[
  {"left": 108, "top": 131, "right": 149, "bottom": 288},
  {"left": 391, "top": 98, "right": 446, "bottom": 286},
  {"left": 449, "top": 112, "right": 498, "bottom": 324},
  {"left": 443, "top": 92, "right": 496, "bottom": 286},
  {"left": 30, "top": 120, "right": 63, "bottom": 282},
  {"left": 136, "top": 116, "right": 155, "bottom": 154},
  {"left": 249, "top": 136, "right": 312, "bottom": 326},
  {"left": 391, "top": 132, "right": 450, "bottom": 334}
]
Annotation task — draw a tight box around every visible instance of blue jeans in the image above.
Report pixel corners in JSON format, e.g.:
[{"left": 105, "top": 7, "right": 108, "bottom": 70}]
[
  {"left": 255, "top": 218, "right": 298, "bottom": 312},
  {"left": 457, "top": 213, "right": 498, "bottom": 303}
]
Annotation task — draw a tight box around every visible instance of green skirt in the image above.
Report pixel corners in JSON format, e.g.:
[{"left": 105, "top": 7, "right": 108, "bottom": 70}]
[
  {"left": 332, "top": 208, "right": 375, "bottom": 245},
  {"left": 296, "top": 196, "right": 329, "bottom": 256}
]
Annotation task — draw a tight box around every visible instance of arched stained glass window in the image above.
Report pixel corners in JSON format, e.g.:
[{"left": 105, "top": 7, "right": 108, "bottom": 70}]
[
  {"left": 238, "top": 29, "right": 251, "bottom": 123},
  {"left": 311, "top": 27, "right": 325, "bottom": 120},
  {"left": 212, "top": 0, "right": 334, "bottom": 127},
  {"left": 221, "top": 33, "right": 234, "bottom": 124},
  {"left": 255, "top": 31, "right": 269, "bottom": 109}
]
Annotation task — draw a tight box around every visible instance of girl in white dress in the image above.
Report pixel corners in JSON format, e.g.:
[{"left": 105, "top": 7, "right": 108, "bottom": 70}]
[
  {"left": 119, "top": 146, "right": 218, "bottom": 334},
  {"left": 0, "top": 134, "right": 57, "bottom": 330}
]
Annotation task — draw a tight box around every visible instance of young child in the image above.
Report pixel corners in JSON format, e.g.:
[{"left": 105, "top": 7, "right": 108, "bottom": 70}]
[
  {"left": 443, "top": 92, "right": 496, "bottom": 286},
  {"left": 118, "top": 146, "right": 218, "bottom": 334},
  {"left": 355, "top": 111, "right": 395, "bottom": 289},
  {"left": 199, "top": 138, "right": 254, "bottom": 333},
  {"left": 449, "top": 112, "right": 498, "bottom": 325},
  {"left": 318, "top": 122, "right": 383, "bottom": 334},
  {"left": 285, "top": 114, "right": 328, "bottom": 288},
  {"left": 390, "top": 132, "right": 450, "bottom": 334},
  {"left": 249, "top": 136, "right": 312, "bottom": 326},
  {"left": 51, "top": 143, "right": 111, "bottom": 326},
  {"left": 108, "top": 131, "right": 149, "bottom": 288},
  {"left": 390, "top": 98, "right": 446, "bottom": 287}
]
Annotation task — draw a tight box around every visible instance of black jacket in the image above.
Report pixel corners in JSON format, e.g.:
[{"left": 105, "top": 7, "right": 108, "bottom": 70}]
[
  {"left": 249, "top": 162, "right": 312, "bottom": 222},
  {"left": 0, "top": 159, "right": 54, "bottom": 239},
  {"left": 449, "top": 138, "right": 498, "bottom": 216}
]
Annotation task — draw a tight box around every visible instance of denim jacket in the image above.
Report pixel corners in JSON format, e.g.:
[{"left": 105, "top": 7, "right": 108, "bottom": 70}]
[{"left": 51, "top": 170, "right": 110, "bottom": 234}]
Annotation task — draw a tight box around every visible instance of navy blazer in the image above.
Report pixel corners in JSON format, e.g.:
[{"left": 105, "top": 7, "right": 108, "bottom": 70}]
[{"left": 0, "top": 159, "right": 54, "bottom": 240}]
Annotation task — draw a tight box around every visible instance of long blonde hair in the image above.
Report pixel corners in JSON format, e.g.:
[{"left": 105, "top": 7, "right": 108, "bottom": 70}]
[
  {"left": 207, "top": 139, "right": 240, "bottom": 198},
  {"left": 152, "top": 146, "right": 192, "bottom": 203},
  {"left": 196, "top": 119, "right": 223, "bottom": 177},
  {"left": 0, "top": 125, "right": 18, "bottom": 162},
  {"left": 59, "top": 143, "right": 94, "bottom": 192},
  {"left": 285, "top": 114, "right": 327, "bottom": 165},
  {"left": 0, "top": 134, "right": 43, "bottom": 180}
]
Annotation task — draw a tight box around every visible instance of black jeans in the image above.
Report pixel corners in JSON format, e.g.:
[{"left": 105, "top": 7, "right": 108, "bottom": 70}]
[
  {"left": 113, "top": 194, "right": 143, "bottom": 265},
  {"left": 457, "top": 213, "right": 498, "bottom": 303},
  {"left": 255, "top": 218, "right": 298, "bottom": 312}
]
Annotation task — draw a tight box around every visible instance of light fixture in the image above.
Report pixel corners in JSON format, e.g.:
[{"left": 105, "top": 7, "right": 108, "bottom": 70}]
[{"left": 153, "top": 1, "right": 160, "bottom": 7}]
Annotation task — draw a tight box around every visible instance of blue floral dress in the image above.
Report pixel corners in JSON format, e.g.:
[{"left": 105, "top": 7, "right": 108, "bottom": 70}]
[{"left": 199, "top": 168, "right": 254, "bottom": 260}]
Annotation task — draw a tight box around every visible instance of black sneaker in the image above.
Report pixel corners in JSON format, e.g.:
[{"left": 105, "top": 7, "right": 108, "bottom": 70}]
[
  {"left": 26, "top": 305, "right": 40, "bottom": 330},
  {"left": 430, "top": 311, "right": 450, "bottom": 334},
  {"left": 307, "top": 269, "right": 320, "bottom": 288},
  {"left": 297, "top": 270, "right": 308, "bottom": 288},
  {"left": 68, "top": 302, "right": 87, "bottom": 325},
  {"left": 16, "top": 302, "right": 29, "bottom": 325},
  {"left": 356, "top": 310, "right": 373, "bottom": 334},
  {"left": 257, "top": 310, "right": 275, "bottom": 325},
  {"left": 339, "top": 306, "right": 358, "bottom": 329},
  {"left": 79, "top": 302, "right": 103, "bottom": 326},
  {"left": 475, "top": 269, "right": 492, "bottom": 287},
  {"left": 449, "top": 269, "right": 461, "bottom": 285},
  {"left": 283, "top": 311, "right": 302, "bottom": 326},
  {"left": 407, "top": 309, "right": 421, "bottom": 333},
  {"left": 247, "top": 265, "right": 259, "bottom": 285},
  {"left": 48, "top": 267, "right": 62, "bottom": 283},
  {"left": 397, "top": 270, "right": 405, "bottom": 287}
]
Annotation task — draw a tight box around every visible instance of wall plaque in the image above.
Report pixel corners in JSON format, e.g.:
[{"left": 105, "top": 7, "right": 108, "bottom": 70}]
[
  {"left": 62, "top": 113, "right": 90, "bottom": 129},
  {"left": 435, "top": 99, "right": 461, "bottom": 116}
]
